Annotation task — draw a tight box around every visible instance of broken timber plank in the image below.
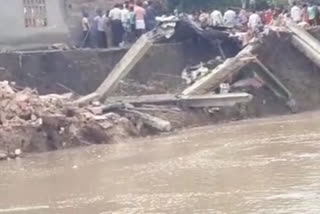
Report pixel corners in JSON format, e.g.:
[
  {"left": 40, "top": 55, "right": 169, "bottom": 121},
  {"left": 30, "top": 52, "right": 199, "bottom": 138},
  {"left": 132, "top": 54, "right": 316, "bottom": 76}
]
[
  {"left": 291, "top": 35, "right": 320, "bottom": 68},
  {"left": 287, "top": 23, "right": 320, "bottom": 56},
  {"left": 182, "top": 43, "right": 258, "bottom": 95},
  {"left": 105, "top": 92, "right": 253, "bottom": 107}
]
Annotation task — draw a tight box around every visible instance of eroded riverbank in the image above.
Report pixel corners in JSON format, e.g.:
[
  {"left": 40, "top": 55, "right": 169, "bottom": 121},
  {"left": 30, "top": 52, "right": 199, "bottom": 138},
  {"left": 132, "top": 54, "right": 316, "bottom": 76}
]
[{"left": 1, "top": 111, "right": 320, "bottom": 213}]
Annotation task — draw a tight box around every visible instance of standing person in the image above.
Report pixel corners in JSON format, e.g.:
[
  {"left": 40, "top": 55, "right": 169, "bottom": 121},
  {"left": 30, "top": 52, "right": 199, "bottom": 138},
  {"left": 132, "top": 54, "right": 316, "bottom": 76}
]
[
  {"left": 104, "top": 10, "right": 112, "bottom": 48},
  {"left": 121, "top": 2, "right": 131, "bottom": 45},
  {"left": 248, "top": 10, "right": 262, "bottom": 33},
  {"left": 210, "top": 9, "right": 223, "bottom": 26},
  {"left": 109, "top": 4, "right": 123, "bottom": 47},
  {"left": 146, "top": 1, "right": 157, "bottom": 31},
  {"left": 238, "top": 9, "right": 248, "bottom": 26},
  {"left": 94, "top": 9, "right": 107, "bottom": 48},
  {"left": 224, "top": 8, "right": 237, "bottom": 27},
  {"left": 199, "top": 10, "right": 210, "bottom": 28},
  {"left": 128, "top": 5, "right": 136, "bottom": 42},
  {"left": 308, "top": 3, "right": 318, "bottom": 26},
  {"left": 264, "top": 8, "right": 273, "bottom": 25},
  {"left": 134, "top": 1, "right": 147, "bottom": 38},
  {"left": 301, "top": 4, "right": 309, "bottom": 23},
  {"left": 291, "top": 2, "right": 301, "bottom": 23},
  {"left": 81, "top": 12, "right": 90, "bottom": 48}
]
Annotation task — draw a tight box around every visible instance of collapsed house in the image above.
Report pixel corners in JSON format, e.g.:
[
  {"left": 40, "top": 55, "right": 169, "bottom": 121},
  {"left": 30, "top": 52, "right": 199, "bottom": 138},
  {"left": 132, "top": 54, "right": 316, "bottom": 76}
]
[{"left": 1, "top": 16, "right": 320, "bottom": 159}]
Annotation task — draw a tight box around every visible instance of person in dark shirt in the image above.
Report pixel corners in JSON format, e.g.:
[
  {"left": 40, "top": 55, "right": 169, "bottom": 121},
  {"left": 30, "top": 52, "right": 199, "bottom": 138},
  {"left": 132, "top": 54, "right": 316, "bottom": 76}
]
[{"left": 145, "top": 1, "right": 157, "bottom": 31}]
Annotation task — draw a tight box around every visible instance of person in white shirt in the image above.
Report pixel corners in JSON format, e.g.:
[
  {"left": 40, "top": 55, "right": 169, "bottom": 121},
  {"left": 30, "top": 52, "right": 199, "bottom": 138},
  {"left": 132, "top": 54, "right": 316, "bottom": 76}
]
[
  {"left": 248, "top": 10, "right": 262, "bottom": 32},
  {"left": 210, "top": 9, "right": 223, "bottom": 26},
  {"left": 81, "top": 12, "right": 90, "bottom": 48},
  {"left": 291, "top": 2, "right": 302, "bottom": 23},
  {"left": 109, "top": 4, "right": 123, "bottom": 47},
  {"left": 94, "top": 9, "right": 107, "bottom": 48},
  {"left": 121, "top": 2, "right": 130, "bottom": 45},
  {"left": 224, "top": 8, "right": 237, "bottom": 27}
]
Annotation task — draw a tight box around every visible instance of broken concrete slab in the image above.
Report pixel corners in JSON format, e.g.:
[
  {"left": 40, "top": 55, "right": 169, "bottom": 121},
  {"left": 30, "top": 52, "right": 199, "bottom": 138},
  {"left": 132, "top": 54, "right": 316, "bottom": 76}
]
[
  {"left": 291, "top": 35, "right": 320, "bottom": 68},
  {"left": 287, "top": 23, "right": 320, "bottom": 55},
  {"left": 96, "top": 34, "right": 153, "bottom": 100},
  {"left": 125, "top": 109, "right": 172, "bottom": 132},
  {"left": 105, "top": 92, "right": 253, "bottom": 108},
  {"left": 288, "top": 23, "right": 320, "bottom": 69},
  {"left": 73, "top": 34, "right": 153, "bottom": 106},
  {"left": 253, "top": 58, "right": 297, "bottom": 112},
  {"left": 254, "top": 58, "right": 293, "bottom": 100},
  {"left": 182, "top": 43, "right": 258, "bottom": 95}
]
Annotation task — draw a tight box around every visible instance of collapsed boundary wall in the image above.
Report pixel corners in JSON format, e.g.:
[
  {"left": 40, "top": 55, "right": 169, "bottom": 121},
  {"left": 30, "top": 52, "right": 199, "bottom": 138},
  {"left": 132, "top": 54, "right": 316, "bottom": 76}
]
[
  {"left": 0, "top": 28, "right": 320, "bottom": 117},
  {"left": 0, "top": 42, "right": 215, "bottom": 96},
  {"left": 1, "top": 27, "right": 320, "bottom": 156}
]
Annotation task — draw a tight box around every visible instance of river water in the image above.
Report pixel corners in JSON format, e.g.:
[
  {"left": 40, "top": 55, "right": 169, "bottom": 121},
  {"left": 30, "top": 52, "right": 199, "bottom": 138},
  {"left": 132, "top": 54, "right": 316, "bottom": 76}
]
[{"left": 1, "top": 112, "right": 320, "bottom": 214}]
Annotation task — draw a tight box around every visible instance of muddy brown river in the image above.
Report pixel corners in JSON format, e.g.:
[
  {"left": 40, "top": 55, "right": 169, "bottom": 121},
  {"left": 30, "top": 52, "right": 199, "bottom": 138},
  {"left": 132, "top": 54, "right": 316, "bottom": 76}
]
[{"left": 1, "top": 112, "right": 320, "bottom": 213}]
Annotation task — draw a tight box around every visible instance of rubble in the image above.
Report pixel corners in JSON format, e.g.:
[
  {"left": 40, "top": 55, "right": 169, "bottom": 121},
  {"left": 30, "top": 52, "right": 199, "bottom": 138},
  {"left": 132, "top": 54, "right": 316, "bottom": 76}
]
[
  {"left": 3, "top": 16, "right": 318, "bottom": 159},
  {"left": 0, "top": 74, "right": 255, "bottom": 160},
  {"left": 0, "top": 81, "right": 140, "bottom": 159}
]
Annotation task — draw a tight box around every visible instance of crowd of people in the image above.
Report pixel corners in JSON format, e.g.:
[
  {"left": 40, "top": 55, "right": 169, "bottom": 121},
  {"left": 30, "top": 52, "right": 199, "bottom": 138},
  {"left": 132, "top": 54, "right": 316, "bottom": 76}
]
[
  {"left": 81, "top": 0, "right": 320, "bottom": 49},
  {"left": 193, "top": 1, "right": 320, "bottom": 40},
  {"left": 81, "top": 0, "right": 158, "bottom": 48}
]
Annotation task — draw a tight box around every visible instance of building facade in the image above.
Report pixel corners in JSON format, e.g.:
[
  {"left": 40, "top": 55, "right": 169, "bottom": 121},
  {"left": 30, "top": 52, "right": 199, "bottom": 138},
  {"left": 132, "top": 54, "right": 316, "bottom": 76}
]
[
  {"left": 0, "top": 0, "right": 164, "bottom": 50},
  {"left": 0, "top": 0, "right": 69, "bottom": 50}
]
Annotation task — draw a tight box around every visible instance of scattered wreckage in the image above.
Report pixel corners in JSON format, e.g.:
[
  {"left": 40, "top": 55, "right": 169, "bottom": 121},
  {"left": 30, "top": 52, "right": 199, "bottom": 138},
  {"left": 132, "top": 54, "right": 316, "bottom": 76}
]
[{"left": 1, "top": 16, "right": 320, "bottom": 159}]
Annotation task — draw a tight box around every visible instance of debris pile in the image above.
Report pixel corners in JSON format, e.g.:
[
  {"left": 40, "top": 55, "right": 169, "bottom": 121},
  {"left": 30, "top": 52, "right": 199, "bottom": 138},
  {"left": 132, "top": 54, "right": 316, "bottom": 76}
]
[
  {"left": 5, "top": 17, "right": 319, "bottom": 159},
  {"left": 0, "top": 81, "right": 141, "bottom": 160},
  {"left": 0, "top": 78, "right": 254, "bottom": 160}
]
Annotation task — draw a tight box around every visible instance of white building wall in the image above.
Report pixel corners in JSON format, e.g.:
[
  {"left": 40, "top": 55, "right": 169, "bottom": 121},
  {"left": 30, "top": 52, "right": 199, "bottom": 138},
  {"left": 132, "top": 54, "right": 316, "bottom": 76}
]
[{"left": 0, "top": 0, "right": 69, "bottom": 50}]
